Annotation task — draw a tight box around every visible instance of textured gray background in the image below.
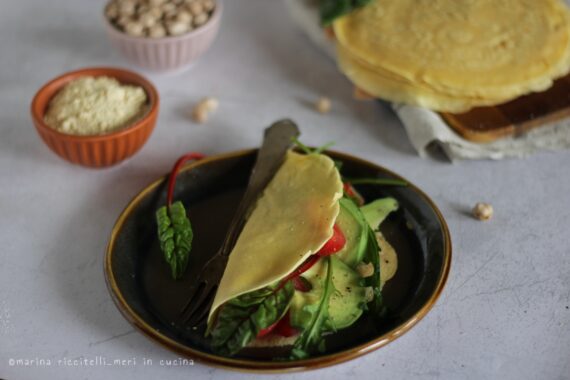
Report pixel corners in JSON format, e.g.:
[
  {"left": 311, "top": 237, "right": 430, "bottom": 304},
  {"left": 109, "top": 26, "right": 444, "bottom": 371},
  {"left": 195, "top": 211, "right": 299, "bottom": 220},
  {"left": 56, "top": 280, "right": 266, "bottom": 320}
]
[{"left": 1, "top": 1, "right": 569, "bottom": 379}]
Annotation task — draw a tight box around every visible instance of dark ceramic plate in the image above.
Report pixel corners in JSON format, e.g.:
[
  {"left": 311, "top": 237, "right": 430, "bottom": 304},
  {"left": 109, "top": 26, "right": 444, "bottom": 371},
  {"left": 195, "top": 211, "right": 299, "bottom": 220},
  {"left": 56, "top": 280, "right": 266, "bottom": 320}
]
[{"left": 104, "top": 149, "right": 451, "bottom": 373}]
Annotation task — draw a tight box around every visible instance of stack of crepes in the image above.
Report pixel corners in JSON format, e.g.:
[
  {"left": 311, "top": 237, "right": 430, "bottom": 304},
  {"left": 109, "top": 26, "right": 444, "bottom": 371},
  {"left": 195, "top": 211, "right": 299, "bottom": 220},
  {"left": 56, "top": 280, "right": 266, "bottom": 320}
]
[{"left": 333, "top": 0, "right": 570, "bottom": 113}]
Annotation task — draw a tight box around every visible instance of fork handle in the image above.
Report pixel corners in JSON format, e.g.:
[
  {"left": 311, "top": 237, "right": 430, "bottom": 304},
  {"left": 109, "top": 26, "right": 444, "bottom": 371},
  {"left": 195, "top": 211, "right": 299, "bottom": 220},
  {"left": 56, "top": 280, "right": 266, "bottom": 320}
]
[{"left": 220, "top": 119, "right": 300, "bottom": 257}]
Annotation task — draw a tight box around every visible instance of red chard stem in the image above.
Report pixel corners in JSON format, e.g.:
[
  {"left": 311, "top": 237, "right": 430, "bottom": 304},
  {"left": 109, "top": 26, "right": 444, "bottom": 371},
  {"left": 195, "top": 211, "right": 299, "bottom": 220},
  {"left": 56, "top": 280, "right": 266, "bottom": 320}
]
[{"left": 166, "top": 153, "right": 206, "bottom": 207}]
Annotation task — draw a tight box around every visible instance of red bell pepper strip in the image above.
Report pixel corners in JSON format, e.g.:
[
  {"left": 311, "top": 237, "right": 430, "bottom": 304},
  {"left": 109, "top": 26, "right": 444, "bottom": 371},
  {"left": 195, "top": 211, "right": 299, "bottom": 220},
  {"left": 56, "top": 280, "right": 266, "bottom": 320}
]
[
  {"left": 274, "top": 311, "right": 298, "bottom": 337},
  {"left": 316, "top": 224, "right": 346, "bottom": 256}
]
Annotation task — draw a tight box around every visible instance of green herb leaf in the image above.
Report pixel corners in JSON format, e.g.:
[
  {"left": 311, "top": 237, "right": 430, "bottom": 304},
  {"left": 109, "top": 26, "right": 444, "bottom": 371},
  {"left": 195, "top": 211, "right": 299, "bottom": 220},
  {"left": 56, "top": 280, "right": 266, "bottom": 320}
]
[
  {"left": 363, "top": 226, "right": 384, "bottom": 315},
  {"left": 291, "top": 256, "right": 335, "bottom": 359},
  {"left": 291, "top": 137, "right": 313, "bottom": 154},
  {"left": 320, "top": 0, "right": 374, "bottom": 26},
  {"left": 210, "top": 282, "right": 295, "bottom": 356},
  {"left": 291, "top": 137, "right": 335, "bottom": 155},
  {"left": 312, "top": 141, "right": 335, "bottom": 155},
  {"left": 155, "top": 200, "right": 193, "bottom": 280}
]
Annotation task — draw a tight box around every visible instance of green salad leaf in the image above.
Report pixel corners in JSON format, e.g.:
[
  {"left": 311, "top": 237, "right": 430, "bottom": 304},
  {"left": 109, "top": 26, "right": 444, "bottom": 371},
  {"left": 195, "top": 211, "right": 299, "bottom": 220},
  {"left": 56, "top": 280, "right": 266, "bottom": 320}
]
[
  {"left": 319, "top": 0, "right": 374, "bottom": 26},
  {"left": 156, "top": 201, "right": 193, "bottom": 280},
  {"left": 363, "top": 226, "right": 384, "bottom": 315},
  {"left": 210, "top": 281, "right": 295, "bottom": 356},
  {"left": 291, "top": 256, "right": 335, "bottom": 359}
]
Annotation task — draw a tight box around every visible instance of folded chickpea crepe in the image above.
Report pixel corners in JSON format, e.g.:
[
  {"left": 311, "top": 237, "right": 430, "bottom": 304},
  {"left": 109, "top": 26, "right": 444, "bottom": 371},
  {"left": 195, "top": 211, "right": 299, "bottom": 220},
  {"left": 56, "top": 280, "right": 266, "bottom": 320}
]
[{"left": 207, "top": 149, "right": 400, "bottom": 358}]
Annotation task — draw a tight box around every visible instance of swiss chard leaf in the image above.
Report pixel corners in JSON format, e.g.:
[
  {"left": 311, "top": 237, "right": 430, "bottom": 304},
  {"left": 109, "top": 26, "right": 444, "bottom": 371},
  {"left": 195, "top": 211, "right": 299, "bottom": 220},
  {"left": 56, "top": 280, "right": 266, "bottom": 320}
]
[
  {"left": 156, "top": 201, "right": 193, "bottom": 280},
  {"left": 210, "top": 282, "right": 295, "bottom": 356},
  {"left": 320, "top": 0, "right": 374, "bottom": 26},
  {"left": 291, "top": 256, "right": 335, "bottom": 359}
]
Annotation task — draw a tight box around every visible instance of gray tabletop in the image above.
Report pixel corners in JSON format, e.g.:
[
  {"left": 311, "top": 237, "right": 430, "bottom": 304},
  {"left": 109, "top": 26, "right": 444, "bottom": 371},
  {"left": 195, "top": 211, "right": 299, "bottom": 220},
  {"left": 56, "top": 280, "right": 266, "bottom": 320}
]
[{"left": 1, "top": 1, "right": 569, "bottom": 379}]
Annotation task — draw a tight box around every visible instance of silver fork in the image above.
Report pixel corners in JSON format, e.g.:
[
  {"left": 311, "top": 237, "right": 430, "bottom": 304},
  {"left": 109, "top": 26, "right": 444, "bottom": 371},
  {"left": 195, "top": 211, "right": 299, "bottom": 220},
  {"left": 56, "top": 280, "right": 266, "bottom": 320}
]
[{"left": 178, "top": 119, "right": 300, "bottom": 327}]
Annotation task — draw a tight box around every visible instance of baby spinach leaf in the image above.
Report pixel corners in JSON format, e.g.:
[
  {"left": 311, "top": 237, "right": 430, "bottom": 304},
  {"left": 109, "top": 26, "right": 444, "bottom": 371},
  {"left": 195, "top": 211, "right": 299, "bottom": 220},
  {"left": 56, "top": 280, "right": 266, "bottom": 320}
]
[
  {"left": 210, "top": 281, "right": 295, "bottom": 356},
  {"left": 156, "top": 201, "right": 193, "bottom": 280}
]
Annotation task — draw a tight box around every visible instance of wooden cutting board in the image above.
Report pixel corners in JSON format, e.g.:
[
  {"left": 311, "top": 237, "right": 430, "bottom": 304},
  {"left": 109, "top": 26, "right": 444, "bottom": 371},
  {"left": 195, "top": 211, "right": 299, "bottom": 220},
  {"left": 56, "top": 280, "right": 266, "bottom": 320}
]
[{"left": 440, "top": 73, "right": 570, "bottom": 143}]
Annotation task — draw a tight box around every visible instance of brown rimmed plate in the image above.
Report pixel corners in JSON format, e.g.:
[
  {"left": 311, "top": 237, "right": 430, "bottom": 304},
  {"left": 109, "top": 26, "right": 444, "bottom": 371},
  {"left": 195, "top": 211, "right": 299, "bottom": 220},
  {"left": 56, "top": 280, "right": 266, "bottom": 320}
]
[{"left": 104, "top": 149, "right": 451, "bottom": 373}]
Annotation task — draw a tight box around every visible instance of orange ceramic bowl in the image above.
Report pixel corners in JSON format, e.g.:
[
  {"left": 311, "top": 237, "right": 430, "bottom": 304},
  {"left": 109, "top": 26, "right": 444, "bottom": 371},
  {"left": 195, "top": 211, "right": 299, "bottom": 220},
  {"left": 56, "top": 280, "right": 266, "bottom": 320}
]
[{"left": 31, "top": 67, "right": 159, "bottom": 168}]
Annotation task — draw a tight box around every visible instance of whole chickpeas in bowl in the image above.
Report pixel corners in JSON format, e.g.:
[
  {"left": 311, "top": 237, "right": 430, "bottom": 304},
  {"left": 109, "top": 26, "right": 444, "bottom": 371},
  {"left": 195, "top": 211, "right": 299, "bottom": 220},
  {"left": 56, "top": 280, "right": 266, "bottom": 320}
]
[{"left": 104, "top": 0, "right": 222, "bottom": 72}]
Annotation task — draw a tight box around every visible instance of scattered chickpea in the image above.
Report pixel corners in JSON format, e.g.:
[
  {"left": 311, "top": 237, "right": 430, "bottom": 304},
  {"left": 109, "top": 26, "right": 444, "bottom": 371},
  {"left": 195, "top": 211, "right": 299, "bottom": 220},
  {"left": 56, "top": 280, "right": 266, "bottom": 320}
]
[
  {"left": 203, "top": 97, "right": 219, "bottom": 112},
  {"left": 472, "top": 202, "right": 493, "bottom": 221},
  {"left": 192, "top": 109, "right": 208, "bottom": 123},
  {"left": 192, "top": 97, "right": 219, "bottom": 123},
  {"left": 315, "top": 96, "right": 332, "bottom": 114}
]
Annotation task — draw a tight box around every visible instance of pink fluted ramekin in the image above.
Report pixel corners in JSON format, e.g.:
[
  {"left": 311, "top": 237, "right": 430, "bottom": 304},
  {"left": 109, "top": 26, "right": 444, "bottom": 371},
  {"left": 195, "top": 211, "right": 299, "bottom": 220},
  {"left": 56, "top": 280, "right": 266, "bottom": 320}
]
[{"left": 104, "top": 3, "right": 222, "bottom": 73}]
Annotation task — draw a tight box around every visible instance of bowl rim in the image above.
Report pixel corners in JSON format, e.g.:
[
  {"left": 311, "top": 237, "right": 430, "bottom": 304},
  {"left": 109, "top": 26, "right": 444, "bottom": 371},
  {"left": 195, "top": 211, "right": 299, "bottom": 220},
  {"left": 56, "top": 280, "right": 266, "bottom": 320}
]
[
  {"left": 30, "top": 67, "right": 159, "bottom": 142},
  {"left": 104, "top": 148, "right": 452, "bottom": 373},
  {"left": 103, "top": 0, "right": 223, "bottom": 42}
]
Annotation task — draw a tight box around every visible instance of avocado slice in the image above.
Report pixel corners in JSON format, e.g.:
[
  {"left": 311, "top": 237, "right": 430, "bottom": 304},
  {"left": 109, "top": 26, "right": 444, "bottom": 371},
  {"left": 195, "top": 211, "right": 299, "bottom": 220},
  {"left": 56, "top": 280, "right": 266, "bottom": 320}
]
[
  {"left": 289, "top": 256, "right": 367, "bottom": 330},
  {"left": 334, "top": 198, "right": 369, "bottom": 268},
  {"left": 360, "top": 197, "right": 399, "bottom": 231}
]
